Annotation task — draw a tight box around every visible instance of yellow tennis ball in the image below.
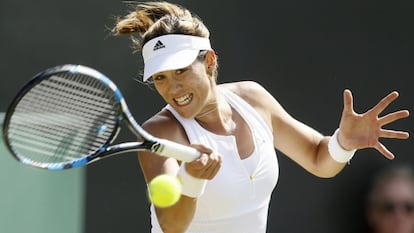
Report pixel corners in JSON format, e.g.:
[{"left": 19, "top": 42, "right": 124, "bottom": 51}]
[{"left": 148, "top": 174, "right": 182, "bottom": 208}]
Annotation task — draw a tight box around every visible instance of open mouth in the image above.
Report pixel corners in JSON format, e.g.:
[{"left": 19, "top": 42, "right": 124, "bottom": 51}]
[{"left": 174, "top": 93, "right": 193, "bottom": 106}]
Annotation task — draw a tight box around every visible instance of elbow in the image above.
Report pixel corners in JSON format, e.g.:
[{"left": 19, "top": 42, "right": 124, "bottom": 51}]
[
  {"left": 158, "top": 218, "right": 188, "bottom": 233},
  {"left": 158, "top": 214, "right": 189, "bottom": 233},
  {"left": 159, "top": 223, "right": 186, "bottom": 233},
  {"left": 156, "top": 206, "right": 193, "bottom": 233},
  {"left": 155, "top": 196, "right": 197, "bottom": 233}
]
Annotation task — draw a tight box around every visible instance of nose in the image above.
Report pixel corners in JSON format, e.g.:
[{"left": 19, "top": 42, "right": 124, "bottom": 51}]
[{"left": 168, "top": 76, "right": 183, "bottom": 94}]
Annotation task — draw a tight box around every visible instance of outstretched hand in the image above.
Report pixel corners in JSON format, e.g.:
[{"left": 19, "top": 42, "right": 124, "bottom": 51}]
[{"left": 337, "top": 89, "right": 410, "bottom": 159}]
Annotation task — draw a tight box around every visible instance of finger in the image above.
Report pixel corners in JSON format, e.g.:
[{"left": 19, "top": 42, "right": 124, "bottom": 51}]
[
  {"left": 191, "top": 144, "right": 213, "bottom": 155},
  {"left": 209, "top": 162, "right": 222, "bottom": 177},
  {"left": 186, "top": 153, "right": 209, "bottom": 174},
  {"left": 196, "top": 153, "right": 209, "bottom": 166},
  {"left": 199, "top": 154, "right": 222, "bottom": 179},
  {"left": 342, "top": 89, "right": 354, "bottom": 114},
  {"left": 371, "top": 91, "right": 399, "bottom": 115},
  {"left": 378, "top": 110, "right": 410, "bottom": 125},
  {"left": 201, "top": 162, "right": 221, "bottom": 180},
  {"left": 379, "top": 128, "right": 410, "bottom": 139},
  {"left": 375, "top": 142, "right": 395, "bottom": 160}
]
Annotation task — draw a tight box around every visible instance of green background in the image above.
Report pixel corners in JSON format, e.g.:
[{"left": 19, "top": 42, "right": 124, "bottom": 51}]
[{"left": 0, "top": 113, "right": 85, "bottom": 233}]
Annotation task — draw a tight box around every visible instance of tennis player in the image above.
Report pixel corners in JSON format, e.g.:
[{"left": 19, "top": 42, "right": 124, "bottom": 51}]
[{"left": 112, "top": 2, "right": 410, "bottom": 232}]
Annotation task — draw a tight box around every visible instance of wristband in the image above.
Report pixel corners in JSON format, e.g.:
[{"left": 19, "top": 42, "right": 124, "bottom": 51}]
[
  {"left": 178, "top": 163, "right": 207, "bottom": 198},
  {"left": 328, "top": 129, "right": 357, "bottom": 163}
]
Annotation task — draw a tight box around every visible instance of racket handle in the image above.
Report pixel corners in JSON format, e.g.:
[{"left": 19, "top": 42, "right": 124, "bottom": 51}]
[{"left": 154, "top": 139, "right": 200, "bottom": 162}]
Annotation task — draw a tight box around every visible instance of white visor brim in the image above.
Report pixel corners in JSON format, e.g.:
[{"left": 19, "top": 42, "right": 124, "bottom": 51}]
[{"left": 142, "top": 34, "right": 212, "bottom": 81}]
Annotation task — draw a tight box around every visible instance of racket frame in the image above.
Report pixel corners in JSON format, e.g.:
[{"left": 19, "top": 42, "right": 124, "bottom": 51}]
[{"left": 3, "top": 64, "right": 198, "bottom": 170}]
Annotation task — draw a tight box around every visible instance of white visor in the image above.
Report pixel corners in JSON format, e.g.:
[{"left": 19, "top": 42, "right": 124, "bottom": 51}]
[{"left": 142, "top": 34, "right": 212, "bottom": 81}]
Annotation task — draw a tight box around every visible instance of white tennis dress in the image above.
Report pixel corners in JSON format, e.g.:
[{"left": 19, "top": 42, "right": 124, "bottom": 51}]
[{"left": 150, "top": 87, "right": 279, "bottom": 233}]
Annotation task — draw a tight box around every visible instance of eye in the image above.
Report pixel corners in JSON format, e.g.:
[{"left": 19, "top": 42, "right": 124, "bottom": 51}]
[
  {"left": 176, "top": 67, "right": 187, "bottom": 75},
  {"left": 152, "top": 74, "right": 165, "bottom": 81}
]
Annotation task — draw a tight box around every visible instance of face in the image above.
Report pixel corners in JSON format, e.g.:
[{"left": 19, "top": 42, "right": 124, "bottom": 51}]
[
  {"left": 151, "top": 56, "right": 216, "bottom": 119},
  {"left": 367, "top": 178, "right": 414, "bottom": 233}
]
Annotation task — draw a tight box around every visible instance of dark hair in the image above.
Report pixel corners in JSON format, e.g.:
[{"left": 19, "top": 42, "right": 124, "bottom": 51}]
[
  {"left": 113, "top": 1, "right": 218, "bottom": 80},
  {"left": 367, "top": 164, "right": 414, "bottom": 204},
  {"left": 112, "top": 1, "right": 210, "bottom": 51}
]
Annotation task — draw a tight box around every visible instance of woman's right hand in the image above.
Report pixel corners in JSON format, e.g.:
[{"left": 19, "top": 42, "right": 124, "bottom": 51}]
[{"left": 185, "top": 144, "right": 222, "bottom": 180}]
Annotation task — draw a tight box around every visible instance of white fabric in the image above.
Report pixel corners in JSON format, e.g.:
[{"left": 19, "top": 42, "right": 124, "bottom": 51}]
[
  {"left": 150, "top": 87, "right": 279, "bottom": 233},
  {"left": 142, "top": 34, "right": 211, "bottom": 81},
  {"left": 178, "top": 162, "right": 207, "bottom": 197},
  {"left": 328, "top": 128, "right": 357, "bottom": 163}
]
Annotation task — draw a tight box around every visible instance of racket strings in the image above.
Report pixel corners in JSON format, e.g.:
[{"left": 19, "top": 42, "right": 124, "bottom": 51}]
[{"left": 7, "top": 73, "right": 119, "bottom": 165}]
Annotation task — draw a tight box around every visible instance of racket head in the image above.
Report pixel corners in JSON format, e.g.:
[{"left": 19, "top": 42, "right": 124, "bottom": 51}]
[{"left": 3, "top": 64, "right": 124, "bottom": 170}]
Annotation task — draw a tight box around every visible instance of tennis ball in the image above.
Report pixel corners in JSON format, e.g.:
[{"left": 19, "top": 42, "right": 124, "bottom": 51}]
[{"left": 148, "top": 174, "right": 182, "bottom": 208}]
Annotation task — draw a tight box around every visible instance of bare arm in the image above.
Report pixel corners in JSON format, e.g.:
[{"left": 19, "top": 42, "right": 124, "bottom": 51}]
[
  {"left": 138, "top": 111, "right": 221, "bottom": 233},
  {"left": 258, "top": 85, "right": 345, "bottom": 177},
  {"left": 225, "top": 82, "right": 410, "bottom": 178},
  {"left": 138, "top": 114, "right": 194, "bottom": 232}
]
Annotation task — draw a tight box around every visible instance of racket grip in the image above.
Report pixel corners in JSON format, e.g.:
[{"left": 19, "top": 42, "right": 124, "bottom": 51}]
[{"left": 155, "top": 139, "right": 200, "bottom": 162}]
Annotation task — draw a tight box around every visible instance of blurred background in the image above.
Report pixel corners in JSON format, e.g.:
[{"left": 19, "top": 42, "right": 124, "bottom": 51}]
[{"left": 0, "top": 0, "right": 413, "bottom": 232}]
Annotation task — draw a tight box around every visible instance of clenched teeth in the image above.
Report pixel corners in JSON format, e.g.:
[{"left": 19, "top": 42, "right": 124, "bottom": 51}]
[{"left": 174, "top": 94, "right": 193, "bottom": 106}]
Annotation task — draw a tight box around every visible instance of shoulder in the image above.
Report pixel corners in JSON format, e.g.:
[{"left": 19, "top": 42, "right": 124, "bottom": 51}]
[
  {"left": 219, "top": 81, "right": 281, "bottom": 127},
  {"left": 141, "top": 108, "right": 189, "bottom": 145},
  {"left": 218, "top": 81, "right": 291, "bottom": 129},
  {"left": 218, "top": 81, "right": 275, "bottom": 109}
]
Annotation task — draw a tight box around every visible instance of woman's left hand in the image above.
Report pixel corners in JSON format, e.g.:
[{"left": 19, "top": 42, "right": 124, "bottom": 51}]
[{"left": 337, "top": 89, "right": 410, "bottom": 159}]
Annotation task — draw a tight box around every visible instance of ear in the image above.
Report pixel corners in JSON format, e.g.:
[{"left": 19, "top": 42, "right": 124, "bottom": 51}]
[{"left": 205, "top": 50, "right": 216, "bottom": 69}]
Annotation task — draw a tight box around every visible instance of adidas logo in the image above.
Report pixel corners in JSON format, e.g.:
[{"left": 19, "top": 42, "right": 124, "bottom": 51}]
[{"left": 153, "top": 40, "right": 165, "bottom": 51}]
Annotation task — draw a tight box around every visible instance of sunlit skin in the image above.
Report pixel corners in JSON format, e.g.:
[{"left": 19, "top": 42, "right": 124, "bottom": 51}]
[
  {"left": 150, "top": 52, "right": 238, "bottom": 136},
  {"left": 139, "top": 50, "right": 410, "bottom": 233},
  {"left": 368, "top": 178, "right": 414, "bottom": 233},
  {"left": 338, "top": 90, "right": 410, "bottom": 159},
  {"left": 112, "top": 2, "right": 411, "bottom": 232},
  {"left": 151, "top": 58, "right": 218, "bottom": 120}
]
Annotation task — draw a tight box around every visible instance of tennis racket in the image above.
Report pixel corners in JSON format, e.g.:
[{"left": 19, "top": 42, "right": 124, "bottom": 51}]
[{"left": 2, "top": 64, "right": 199, "bottom": 170}]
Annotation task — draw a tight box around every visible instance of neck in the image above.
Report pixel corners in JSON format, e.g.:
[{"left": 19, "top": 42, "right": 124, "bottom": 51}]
[
  {"left": 195, "top": 98, "right": 236, "bottom": 135},
  {"left": 195, "top": 106, "right": 219, "bottom": 118}
]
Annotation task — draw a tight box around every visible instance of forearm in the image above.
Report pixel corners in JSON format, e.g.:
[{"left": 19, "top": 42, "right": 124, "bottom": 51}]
[
  {"left": 155, "top": 195, "right": 197, "bottom": 233},
  {"left": 154, "top": 162, "right": 207, "bottom": 233},
  {"left": 312, "top": 137, "right": 349, "bottom": 178}
]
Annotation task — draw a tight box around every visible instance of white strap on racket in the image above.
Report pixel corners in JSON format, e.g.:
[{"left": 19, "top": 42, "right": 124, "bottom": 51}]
[{"left": 156, "top": 139, "right": 200, "bottom": 162}]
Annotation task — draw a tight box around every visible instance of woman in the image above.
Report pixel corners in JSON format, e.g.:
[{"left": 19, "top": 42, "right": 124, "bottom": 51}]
[
  {"left": 112, "top": 2, "right": 410, "bottom": 232},
  {"left": 366, "top": 165, "right": 414, "bottom": 233}
]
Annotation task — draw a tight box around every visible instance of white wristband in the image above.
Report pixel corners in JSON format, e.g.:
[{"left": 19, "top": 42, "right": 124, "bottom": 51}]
[
  {"left": 328, "top": 129, "right": 357, "bottom": 163},
  {"left": 178, "top": 163, "right": 207, "bottom": 198}
]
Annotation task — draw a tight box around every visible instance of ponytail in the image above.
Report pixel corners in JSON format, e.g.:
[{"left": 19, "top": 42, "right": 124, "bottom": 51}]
[{"left": 112, "top": 1, "right": 209, "bottom": 51}]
